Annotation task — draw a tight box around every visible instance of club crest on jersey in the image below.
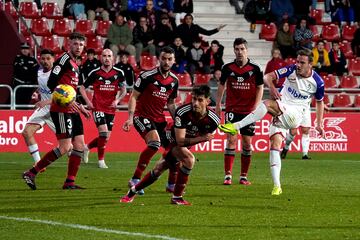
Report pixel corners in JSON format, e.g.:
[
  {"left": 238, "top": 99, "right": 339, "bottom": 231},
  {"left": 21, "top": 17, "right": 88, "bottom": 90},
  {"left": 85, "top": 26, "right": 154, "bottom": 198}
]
[
  {"left": 278, "top": 68, "right": 288, "bottom": 75},
  {"left": 160, "top": 87, "right": 166, "bottom": 92},
  {"left": 53, "top": 66, "right": 61, "bottom": 75},
  {"left": 105, "top": 80, "right": 111, "bottom": 85}
]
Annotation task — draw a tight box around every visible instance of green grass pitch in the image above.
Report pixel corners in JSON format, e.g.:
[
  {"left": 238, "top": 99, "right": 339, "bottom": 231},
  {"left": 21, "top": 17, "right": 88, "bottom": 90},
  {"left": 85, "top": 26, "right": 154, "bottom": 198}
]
[{"left": 0, "top": 152, "right": 359, "bottom": 240}]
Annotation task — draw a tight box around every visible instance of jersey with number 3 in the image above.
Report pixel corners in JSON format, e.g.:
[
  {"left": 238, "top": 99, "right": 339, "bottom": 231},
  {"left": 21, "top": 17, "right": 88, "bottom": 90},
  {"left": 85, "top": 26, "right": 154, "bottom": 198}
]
[{"left": 134, "top": 68, "right": 178, "bottom": 123}]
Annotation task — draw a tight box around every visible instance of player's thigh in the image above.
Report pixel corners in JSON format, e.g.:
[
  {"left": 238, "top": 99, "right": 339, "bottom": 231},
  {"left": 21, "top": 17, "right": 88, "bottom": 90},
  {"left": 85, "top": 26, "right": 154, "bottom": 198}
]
[
  {"left": 71, "top": 113, "right": 84, "bottom": 138},
  {"left": 270, "top": 133, "right": 284, "bottom": 149},
  {"left": 72, "top": 134, "right": 85, "bottom": 150},
  {"left": 171, "top": 147, "right": 195, "bottom": 168},
  {"left": 26, "top": 109, "right": 47, "bottom": 130},
  {"left": 22, "top": 123, "right": 41, "bottom": 136},
  {"left": 241, "top": 135, "right": 253, "bottom": 150},
  {"left": 299, "top": 108, "right": 312, "bottom": 129},
  {"left": 269, "top": 124, "right": 286, "bottom": 149}
]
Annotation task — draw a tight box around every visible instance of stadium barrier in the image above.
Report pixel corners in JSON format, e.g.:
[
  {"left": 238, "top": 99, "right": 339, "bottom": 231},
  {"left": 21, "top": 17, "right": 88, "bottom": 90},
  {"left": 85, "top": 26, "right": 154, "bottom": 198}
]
[{"left": 0, "top": 110, "right": 357, "bottom": 153}]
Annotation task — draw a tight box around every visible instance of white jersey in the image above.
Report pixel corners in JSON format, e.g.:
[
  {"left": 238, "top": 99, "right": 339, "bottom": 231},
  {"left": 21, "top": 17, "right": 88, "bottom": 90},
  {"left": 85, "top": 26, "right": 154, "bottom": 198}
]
[
  {"left": 37, "top": 68, "right": 52, "bottom": 111},
  {"left": 275, "top": 65, "right": 324, "bottom": 108}
]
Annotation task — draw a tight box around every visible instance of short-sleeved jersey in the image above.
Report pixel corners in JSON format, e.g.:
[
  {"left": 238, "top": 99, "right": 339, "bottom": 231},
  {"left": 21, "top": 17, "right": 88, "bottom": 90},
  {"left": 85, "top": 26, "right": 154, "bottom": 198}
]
[
  {"left": 37, "top": 69, "right": 52, "bottom": 111},
  {"left": 275, "top": 64, "right": 324, "bottom": 108},
  {"left": 220, "top": 59, "right": 263, "bottom": 114},
  {"left": 134, "top": 68, "right": 178, "bottom": 123},
  {"left": 173, "top": 103, "right": 220, "bottom": 143},
  {"left": 83, "top": 66, "right": 125, "bottom": 114},
  {"left": 48, "top": 53, "right": 81, "bottom": 113}
]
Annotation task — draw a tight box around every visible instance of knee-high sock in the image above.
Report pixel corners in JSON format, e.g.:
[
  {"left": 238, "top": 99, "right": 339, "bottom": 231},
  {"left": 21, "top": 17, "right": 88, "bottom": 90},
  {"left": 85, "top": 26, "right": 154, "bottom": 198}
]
[
  {"left": 240, "top": 153, "right": 251, "bottom": 177},
  {"left": 233, "top": 102, "right": 267, "bottom": 130},
  {"left": 270, "top": 149, "right": 281, "bottom": 187},
  {"left": 173, "top": 166, "right": 192, "bottom": 197},
  {"left": 87, "top": 137, "right": 98, "bottom": 149},
  {"left": 301, "top": 134, "right": 310, "bottom": 156},
  {"left": 66, "top": 149, "right": 83, "bottom": 182},
  {"left": 132, "top": 141, "right": 161, "bottom": 179},
  {"left": 97, "top": 133, "right": 108, "bottom": 161},
  {"left": 28, "top": 144, "right": 41, "bottom": 162},
  {"left": 32, "top": 148, "right": 62, "bottom": 174},
  {"left": 224, "top": 148, "right": 235, "bottom": 176},
  {"left": 284, "top": 132, "right": 295, "bottom": 150},
  {"left": 135, "top": 170, "right": 159, "bottom": 191}
]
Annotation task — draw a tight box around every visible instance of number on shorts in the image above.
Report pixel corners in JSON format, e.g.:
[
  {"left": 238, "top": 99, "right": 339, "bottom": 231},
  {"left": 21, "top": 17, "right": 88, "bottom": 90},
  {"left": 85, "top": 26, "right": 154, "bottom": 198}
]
[
  {"left": 66, "top": 118, "right": 72, "bottom": 129},
  {"left": 226, "top": 112, "right": 234, "bottom": 122},
  {"left": 95, "top": 111, "right": 105, "bottom": 118},
  {"left": 143, "top": 118, "right": 150, "bottom": 124}
]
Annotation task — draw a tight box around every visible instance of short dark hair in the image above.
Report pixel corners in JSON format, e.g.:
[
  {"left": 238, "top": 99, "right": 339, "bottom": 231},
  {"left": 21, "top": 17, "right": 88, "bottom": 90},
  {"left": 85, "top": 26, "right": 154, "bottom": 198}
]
[
  {"left": 192, "top": 85, "right": 211, "bottom": 98},
  {"left": 211, "top": 40, "right": 220, "bottom": 46},
  {"left": 160, "top": 46, "right": 175, "bottom": 55},
  {"left": 69, "top": 32, "right": 86, "bottom": 41},
  {"left": 233, "top": 38, "right": 247, "bottom": 48},
  {"left": 297, "top": 49, "right": 313, "bottom": 63},
  {"left": 184, "top": 13, "right": 193, "bottom": 20},
  {"left": 86, "top": 48, "right": 96, "bottom": 55},
  {"left": 40, "top": 49, "right": 54, "bottom": 56},
  {"left": 118, "top": 50, "right": 130, "bottom": 56}
]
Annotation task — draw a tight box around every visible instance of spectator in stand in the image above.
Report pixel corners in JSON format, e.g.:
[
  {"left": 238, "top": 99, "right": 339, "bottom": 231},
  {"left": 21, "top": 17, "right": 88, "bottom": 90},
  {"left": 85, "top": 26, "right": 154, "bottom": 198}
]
[
  {"left": 291, "top": 0, "right": 314, "bottom": 24},
  {"left": 170, "top": 36, "right": 187, "bottom": 74},
  {"left": 312, "top": 40, "right": 331, "bottom": 74},
  {"left": 351, "top": 0, "right": 360, "bottom": 25},
  {"left": 114, "top": 50, "right": 135, "bottom": 87},
  {"left": 208, "top": 70, "right": 223, "bottom": 106},
  {"left": 85, "top": 0, "right": 109, "bottom": 21},
  {"left": 270, "top": 0, "right": 295, "bottom": 25},
  {"left": 127, "top": 0, "right": 147, "bottom": 21},
  {"left": 107, "top": 13, "right": 136, "bottom": 57},
  {"left": 63, "top": 0, "right": 87, "bottom": 20},
  {"left": 186, "top": 37, "right": 205, "bottom": 83},
  {"left": 352, "top": 28, "right": 360, "bottom": 57},
  {"left": 12, "top": 43, "right": 39, "bottom": 107},
  {"left": 274, "top": 22, "right": 296, "bottom": 59},
  {"left": 200, "top": 40, "right": 224, "bottom": 74},
  {"left": 176, "top": 13, "right": 226, "bottom": 48},
  {"left": 229, "top": 0, "right": 244, "bottom": 14},
  {"left": 173, "top": 0, "right": 193, "bottom": 25},
  {"left": 81, "top": 49, "right": 101, "bottom": 81},
  {"left": 140, "top": 0, "right": 161, "bottom": 30},
  {"left": 107, "top": 0, "right": 128, "bottom": 21},
  {"left": 294, "top": 18, "right": 313, "bottom": 51},
  {"left": 133, "top": 16, "right": 156, "bottom": 65},
  {"left": 265, "top": 48, "right": 286, "bottom": 87},
  {"left": 330, "top": 0, "right": 355, "bottom": 26},
  {"left": 154, "top": 13, "right": 175, "bottom": 54},
  {"left": 153, "top": 0, "right": 175, "bottom": 22},
  {"left": 329, "top": 41, "right": 348, "bottom": 76},
  {"left": 244, "top": 0, "right": 271, "bottom": 33}
]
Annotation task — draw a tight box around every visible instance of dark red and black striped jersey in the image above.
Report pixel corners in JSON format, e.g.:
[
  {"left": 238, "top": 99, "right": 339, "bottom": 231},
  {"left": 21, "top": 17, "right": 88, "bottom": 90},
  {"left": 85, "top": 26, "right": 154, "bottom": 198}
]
[
  {"left": 173, "top": 103, "right": 220, "bottom": 141},
  {"left": 134, "top": 68, "right": 178, "bottom": 123},
  {"left": 220, "top": 59, "right": 263, "bottom": 114},
  {"left": 83, "top": 66, "right": 125, "bottom": 114},
  {"left": 48, "top": 52, "right": 80, "bottom": 113}
]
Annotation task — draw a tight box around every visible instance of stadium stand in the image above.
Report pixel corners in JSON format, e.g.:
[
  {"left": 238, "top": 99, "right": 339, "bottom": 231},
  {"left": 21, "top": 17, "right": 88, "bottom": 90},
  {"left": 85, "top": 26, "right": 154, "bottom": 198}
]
[
  {"left": 95, "top": 20, "right": 112, "bottom": 37},
  {"left": 74, "top": 19, "right": 94, "bottom": 37},
  {"left": 40, "top": 35, "right": 62, "bottom": 53},
  {"left": 322, "top": 74, "right": 338, "bottom": 88},
  {"left": 348, "top": 58, "right": 360, "bottom": 76},
  {"left": 41, "top": 2, "right": 62, "bottom": 19},
  {"left": 341, "top": 25, "right": 357, "bottom": 42},
  {"left": 176, "top": 73, "right": 192, "bottom": 87},
  {"left": 321, "top": 24, "right": 341, "bottom": 42},
  {"left": 339, "top": 75, "right": 359, "bottom": 89},
  {"left": 139, "top": 55, "right": 158, "bottom": 71},
  {"left": 52, "top": 18, "right": 72, "bottom": 37},
  {"left": 194, "top": 73, "right": 212, "bottom": 85},
  {"left": 259, "top": 23, "right": 277, "bottom": 41},
  {"left": 86, "top": 36, "right": 103, "bottom": 54},
  {"left": 30, "top": 17, "right": 51, "bottom": 36},
  {"left": 354, "top": 95, "right": 360, "bottom": 107},
  {"left": 19, "top": 1, "right": 40, "bottom": 19},
  {"left": 332, "top": 93, "right": 352, "bottom": 108}
]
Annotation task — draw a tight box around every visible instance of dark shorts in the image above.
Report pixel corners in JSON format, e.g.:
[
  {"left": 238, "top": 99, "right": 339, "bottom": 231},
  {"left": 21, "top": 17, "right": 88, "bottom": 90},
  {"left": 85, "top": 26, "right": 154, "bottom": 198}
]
[
  {"left": 50, "top": 111, "right": 84, "bottom": 139},
  {"left": 92, "top": 111, "right": 115, "bottom": 131},
  {"left": 133, "top": 116, "right": 167, "bottom": 141},
  {"left": 225, "top": 112, "right": 255, "bottom": 136}
]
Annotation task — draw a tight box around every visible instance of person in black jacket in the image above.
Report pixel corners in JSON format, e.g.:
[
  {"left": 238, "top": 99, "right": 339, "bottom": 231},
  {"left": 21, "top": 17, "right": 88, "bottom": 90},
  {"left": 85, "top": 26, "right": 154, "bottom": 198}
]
[
  {"left": 114, "top": 50, "right": 135, "bottom": 87},
  {"left": 81, "top": 49, "right": 101, "bottom": 82},
  {"left": 329, "top": 41, "right": 348, "bottom": 76},
  {"left": 84, "top": 0, "right": 109, "bottom": 21},
  {"left": 133, "top": 15, "right": 156, "bottom": 64},
  {"left": 200, "top": 40, "right": 224, "bottom": 74},
  {"left": 176, "top": 13, "right": 226, "bottom": 48}
]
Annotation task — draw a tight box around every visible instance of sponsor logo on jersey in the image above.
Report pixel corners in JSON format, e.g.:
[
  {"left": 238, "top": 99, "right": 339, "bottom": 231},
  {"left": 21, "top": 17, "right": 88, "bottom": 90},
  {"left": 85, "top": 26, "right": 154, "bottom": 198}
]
[
  {"left": 278, "top": 67, "right": 288, "bottom": 75},
  {"left": 160, "top": 87, "right": 166, "bottom": 92},
  {"left": 287, "top": 87, "right": 309, "bottom": 99},
  {"left": 237, "top": 76, "right": 244, "bottom": 82}
]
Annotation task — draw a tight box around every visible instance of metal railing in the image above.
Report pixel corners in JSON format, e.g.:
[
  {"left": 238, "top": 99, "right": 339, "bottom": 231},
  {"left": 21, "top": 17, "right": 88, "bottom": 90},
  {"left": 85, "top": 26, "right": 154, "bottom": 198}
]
[
  {"left": 0, "top": 84, "right": 14, "bottom": 109},
  {"left": 12, "top": 84, "right": 38, "bottom": 109}
]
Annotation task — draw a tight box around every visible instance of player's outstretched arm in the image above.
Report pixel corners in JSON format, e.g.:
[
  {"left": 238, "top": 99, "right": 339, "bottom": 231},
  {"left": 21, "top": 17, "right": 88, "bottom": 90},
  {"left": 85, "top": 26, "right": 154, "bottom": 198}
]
[
  {"left": 264, "top": 72, "right": 281, "bottom": 100},
  {"left": 122, "top": 90, "right": 140, "bottom": 132},
  {"left": 175, "top": 128, "right": 214, "bottom": 147}
]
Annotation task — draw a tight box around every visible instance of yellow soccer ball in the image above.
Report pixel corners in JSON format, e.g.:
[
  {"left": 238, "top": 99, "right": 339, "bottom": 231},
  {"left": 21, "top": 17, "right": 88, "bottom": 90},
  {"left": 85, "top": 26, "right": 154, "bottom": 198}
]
[{"left": 52, "top": 84, "right": 76, "bottom": 107}]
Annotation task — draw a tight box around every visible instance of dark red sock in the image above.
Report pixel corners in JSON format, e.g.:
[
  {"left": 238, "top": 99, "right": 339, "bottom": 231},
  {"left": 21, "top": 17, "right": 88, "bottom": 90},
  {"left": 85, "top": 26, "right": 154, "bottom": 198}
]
[
  {"left": 167, "top": 163, "right": 179, "bottom": 185},
  {"left": 34, "top": 148, "right": 61, "bottom": 173},
  {"left": 224, "top": 150, "right": 235, "bottom": 175},
  {"left": 87, "top": 137, "right": 98, "bottom": 149},
  {"left": 97, "top": 136, "right": 107, "bottom": 160},
  {"left": 135, "top": 171, "right": 159, "bottom": 191},
  {"left": 173, "top": 167, "right": 191, "bottom": 197},
  {"left": 133, "top": 147, "right": 158, "bottom": 179},
  {"left": 66, "top": 151, "right": 82, "bottom": 181},
  {"left": 240, "top": 154, "right": 251, "bottom": 177}
]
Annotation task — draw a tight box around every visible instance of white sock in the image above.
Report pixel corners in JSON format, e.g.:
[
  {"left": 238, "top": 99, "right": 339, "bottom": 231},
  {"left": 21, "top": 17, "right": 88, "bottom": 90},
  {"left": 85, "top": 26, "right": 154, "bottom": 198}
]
[
  {"left": 233, "top": 102, "right": 267, "bottom": 130},
  {"left": 284, "top": 132, "right": 295, "bottom": 150},
  {"left": 270, "top": 150, "right": 281, "bottom": 187},
  {"left": 28, "top": 144, "right": 41, "bottom": 162},
  {"left": 301, "top": 134, "right": 310, "bottom": 156}
]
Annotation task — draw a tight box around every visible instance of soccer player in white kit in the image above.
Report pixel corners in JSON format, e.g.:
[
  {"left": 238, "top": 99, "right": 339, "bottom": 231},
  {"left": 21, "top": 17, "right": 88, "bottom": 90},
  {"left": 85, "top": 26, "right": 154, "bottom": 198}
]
[
  {"left": 21, "top": 49, "right": 55, "bottom": 163},
  {"left": 218, "top": 49, "right": 325, "bottom": 195}
]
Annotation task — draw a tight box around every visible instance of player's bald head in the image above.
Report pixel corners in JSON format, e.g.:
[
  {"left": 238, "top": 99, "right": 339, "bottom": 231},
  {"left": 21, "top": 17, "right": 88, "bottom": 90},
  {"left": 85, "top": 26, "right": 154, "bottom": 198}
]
[
  {"left": 102, "top": 48, "right": 113, "bottom": 57},
  {"left": 101, "top": 48, "right": 114, "bottom": 67}
]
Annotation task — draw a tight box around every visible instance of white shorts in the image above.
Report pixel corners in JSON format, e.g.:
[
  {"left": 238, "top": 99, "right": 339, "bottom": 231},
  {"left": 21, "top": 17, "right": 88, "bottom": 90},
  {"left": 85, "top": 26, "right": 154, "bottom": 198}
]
[
  {"left": 269, "top": 101, "right": 308, "bottom": 138},
  {"left": 26, "top": 107, "right": 56, "bottom": 132}
]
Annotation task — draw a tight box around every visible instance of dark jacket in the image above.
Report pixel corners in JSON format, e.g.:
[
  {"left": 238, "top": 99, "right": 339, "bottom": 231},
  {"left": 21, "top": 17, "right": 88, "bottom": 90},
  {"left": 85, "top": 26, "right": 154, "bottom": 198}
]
[
  {"left": 176, "top": 23, "right": 218, "bottom": 48},
  {"left": 200, "top": 44, "right": 224, "bottom": 72},
  {"left": 133, "top": 25, "right": 155, "bottom": 47}
]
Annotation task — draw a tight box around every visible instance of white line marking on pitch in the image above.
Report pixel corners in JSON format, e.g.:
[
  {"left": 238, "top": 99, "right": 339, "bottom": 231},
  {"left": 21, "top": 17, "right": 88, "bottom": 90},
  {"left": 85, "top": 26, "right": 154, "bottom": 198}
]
[{"left": 0, "top": 215, "right": 185, "bottom": 240}]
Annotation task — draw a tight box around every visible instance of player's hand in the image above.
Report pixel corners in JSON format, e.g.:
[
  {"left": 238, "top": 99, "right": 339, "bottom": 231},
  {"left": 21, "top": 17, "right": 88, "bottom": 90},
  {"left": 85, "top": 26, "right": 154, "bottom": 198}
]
[
  {"left": 316, "top": 125, "right": 325, "bottom": 139},
  {"left": 122, "top": 119, "right": 133, "bottom": 132},
  {"left": 80, "top": 104, "right": 91, "bottom": 119},
  {"left": 86, "top": 102, "right": 94, "bottom": 110},
  {"left": 31, "top": 92, "right": 39, "bottom": 100},
  {"left": 203, "top": 133, "right": 215, "bottom": 142},
  {"left": 110, "top": 100, "right": 119, "bottom": 109},
  {"left": 269, "top": 86, "right": 282, "bottom": 100},
  {"left": 35, "top": 100, "right": 47, "bottom": 109}
]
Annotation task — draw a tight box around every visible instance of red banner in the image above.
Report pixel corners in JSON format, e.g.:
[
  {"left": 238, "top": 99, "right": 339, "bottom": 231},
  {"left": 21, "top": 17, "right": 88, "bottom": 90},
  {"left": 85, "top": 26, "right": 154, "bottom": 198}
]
[{"left": 0, "top": 110, "right": 358, "bottom": 152}]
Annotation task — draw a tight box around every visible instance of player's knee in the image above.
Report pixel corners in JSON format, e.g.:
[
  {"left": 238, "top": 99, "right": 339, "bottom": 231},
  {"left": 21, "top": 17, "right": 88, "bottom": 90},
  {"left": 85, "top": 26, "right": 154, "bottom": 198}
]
[
  {"left": 179, "top": 165, "right": 192, "bottom": 175},
  {"left": 21, "top": 127, "right": 32, "bottom": 139},
  {"left": 182, "top": 154, "right": 195, "bottom": 168},
  {"left": 58, "top": 143, "right": 73, "bottom": 155},
  {"left": 242, "top": 148, "right": 252, "bottom": 156},
  {"left": 147, "top": 140, "right": 161, "bottom": 151}
]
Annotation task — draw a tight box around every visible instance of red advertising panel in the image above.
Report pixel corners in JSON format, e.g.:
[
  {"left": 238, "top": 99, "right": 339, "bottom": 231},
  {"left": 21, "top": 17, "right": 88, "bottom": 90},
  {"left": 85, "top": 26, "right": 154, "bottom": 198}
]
[{"left": 0, "top": 111, "right": 359, "bottom": 153}]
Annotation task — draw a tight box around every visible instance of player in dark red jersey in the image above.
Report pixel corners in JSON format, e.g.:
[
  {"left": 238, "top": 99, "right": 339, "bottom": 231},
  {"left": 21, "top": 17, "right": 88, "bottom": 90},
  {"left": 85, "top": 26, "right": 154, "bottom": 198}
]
[
  {"left": 216, "top": 38, "right": 264, "bottom": 186},
  {"left": 122, "top": 46, "right": 178, "bottom": 195},
  {"left": 80, "top": 49, "right": 126, "bottom": 168},
  {"left": 22, "top": 32, "right": 91, "bottom": 190},
  {"left": 120, "top": 85, "right": 220, "bottom": 205}
]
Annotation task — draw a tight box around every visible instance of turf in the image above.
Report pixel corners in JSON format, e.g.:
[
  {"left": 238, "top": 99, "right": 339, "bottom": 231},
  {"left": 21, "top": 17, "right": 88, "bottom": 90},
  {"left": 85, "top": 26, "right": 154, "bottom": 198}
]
[{"left": 0, "top": 152, "right": 359, "bottom": 240}]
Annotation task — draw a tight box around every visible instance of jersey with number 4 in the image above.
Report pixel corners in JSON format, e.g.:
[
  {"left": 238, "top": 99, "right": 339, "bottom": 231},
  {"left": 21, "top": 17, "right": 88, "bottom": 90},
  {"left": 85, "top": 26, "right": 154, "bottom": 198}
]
[
  {"left": 134, "top": 68, "right": 178, "bottom": 123},
  {"left": 275, "top": 64, "right": 324, "bottom": 108}
]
